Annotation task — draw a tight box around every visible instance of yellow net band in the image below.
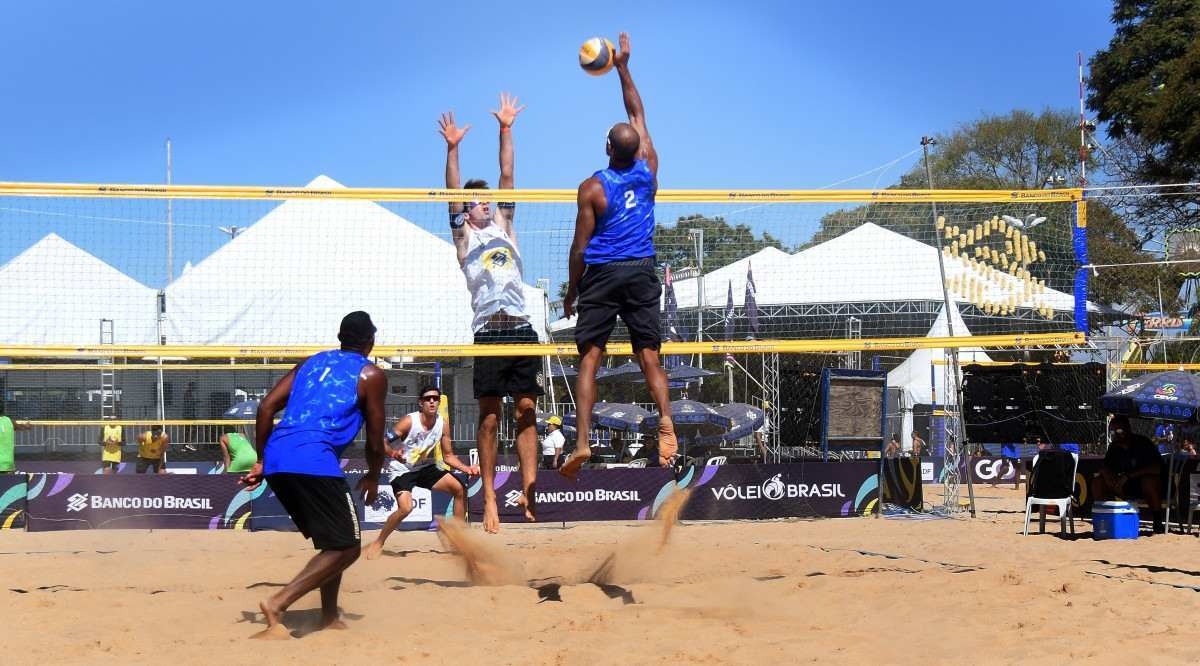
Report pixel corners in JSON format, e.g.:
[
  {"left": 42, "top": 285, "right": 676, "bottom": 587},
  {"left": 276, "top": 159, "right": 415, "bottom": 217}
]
[
  {"left": 0, "top": 181, "right": 1083, "bottom": 204},
  {"left": 0, "top": 332, "right": 1085, "bottom": 359}
]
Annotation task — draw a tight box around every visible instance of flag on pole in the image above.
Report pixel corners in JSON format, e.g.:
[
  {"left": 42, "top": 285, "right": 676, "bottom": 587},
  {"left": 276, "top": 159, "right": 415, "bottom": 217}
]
[
  {"left": 745, "top": 261, "right": 760, "bottom": 340},
  {"left": 664, "top": 265, "right": 682, "bottom": 342}
]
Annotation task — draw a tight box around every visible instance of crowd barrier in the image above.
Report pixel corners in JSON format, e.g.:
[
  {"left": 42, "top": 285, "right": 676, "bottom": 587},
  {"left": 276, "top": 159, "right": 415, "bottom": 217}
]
[{"left": 1, "top": 461, "right": 882, "bottom": 531}]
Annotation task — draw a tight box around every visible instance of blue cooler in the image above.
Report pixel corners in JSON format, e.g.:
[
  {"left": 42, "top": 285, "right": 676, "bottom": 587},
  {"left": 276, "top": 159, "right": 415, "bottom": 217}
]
[{"left": 1093, "top": 501, "right": 1139, "bottom": 540}]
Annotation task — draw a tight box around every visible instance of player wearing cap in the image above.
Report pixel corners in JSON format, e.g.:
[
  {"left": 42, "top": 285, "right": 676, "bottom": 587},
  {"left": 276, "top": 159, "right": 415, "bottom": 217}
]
[
  {"left": 363, "top": 385, "right": 479, "bottom": 560},
  {"left": 241, "top": 311, "right": 388, "bottom": 639}
]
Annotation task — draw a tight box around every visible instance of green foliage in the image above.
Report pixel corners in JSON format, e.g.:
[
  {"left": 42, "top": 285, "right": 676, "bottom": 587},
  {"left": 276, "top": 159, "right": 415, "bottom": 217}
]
[
  {"left": 1088, "top": 0, "right": 1200, "bottom": 191},
  {"left": 653, "top": 214, "right": 785, "bottom": 272}
]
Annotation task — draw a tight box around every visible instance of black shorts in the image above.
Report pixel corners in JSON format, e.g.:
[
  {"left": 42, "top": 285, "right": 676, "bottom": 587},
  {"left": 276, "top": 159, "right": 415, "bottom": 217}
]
[
  {"left": 136, "top": 457, "right": 163, "bottom": 473},
  {"left": 100, "top": 461, "right": 120, "bottom": 471},
  {"left": 473, "top": 325, "right": 545, "bottom": 399},
  {"left": 266, "top": 473, "right": 360, "bottom": 550},
  {"left": 574, "top": 258, "right": 661, "bottom": 354},
  {"left": 542, "top": 454, "right": 558, "bottom": 469},
  {"left": 390, "top": 465, "right": 452, "bottom": 494}
]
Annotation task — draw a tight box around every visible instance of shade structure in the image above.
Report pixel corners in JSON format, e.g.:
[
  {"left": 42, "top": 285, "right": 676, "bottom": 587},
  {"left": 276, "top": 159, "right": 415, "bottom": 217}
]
[
  {"left": 1101, "top": 371, "right": 1200, "bottom": 422},
  {"left": 562, "top": 402, "right": 652, "bottom": 432}
]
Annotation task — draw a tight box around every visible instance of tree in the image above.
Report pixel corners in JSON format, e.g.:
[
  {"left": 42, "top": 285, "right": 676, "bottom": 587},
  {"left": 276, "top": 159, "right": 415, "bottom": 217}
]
[
  {"left": 1088, "top": 0, "right": 1200, "bottom": 215},
  {"left": 653, "top": 214, "right": 785, "bottom": 272},
  {"left": 554, "top": 214, "right": 784, "bottom": 304}
]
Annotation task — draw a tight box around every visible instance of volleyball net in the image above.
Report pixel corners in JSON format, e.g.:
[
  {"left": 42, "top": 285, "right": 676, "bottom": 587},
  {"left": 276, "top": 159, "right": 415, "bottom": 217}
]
[{"left": 0, "top": 180, "right": 1088, "bottom": 445}]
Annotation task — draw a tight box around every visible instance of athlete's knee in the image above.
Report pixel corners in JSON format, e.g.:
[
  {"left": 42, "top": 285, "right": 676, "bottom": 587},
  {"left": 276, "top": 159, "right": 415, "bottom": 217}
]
[
  {"left": 397, "top": 492, "right": 414, "bottom": 514},
  {"left": 338, "top": 543, "right": 361, "bottom": 565},
  {"left": 478, "top": 411, "right": 499, "bottom": 436}
]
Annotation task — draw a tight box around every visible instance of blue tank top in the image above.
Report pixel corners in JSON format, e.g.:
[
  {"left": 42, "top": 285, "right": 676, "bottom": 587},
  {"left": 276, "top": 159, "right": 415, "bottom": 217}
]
[
  {"left": 583, "top": 160, "right": 656, "bottom": 265},
  {"left": 263, "top": 349, "right": 371, "bottom": 477}
]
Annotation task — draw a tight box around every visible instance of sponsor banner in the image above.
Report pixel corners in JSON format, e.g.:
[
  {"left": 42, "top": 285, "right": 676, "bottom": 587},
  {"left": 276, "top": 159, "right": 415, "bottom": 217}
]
[
  {"left": 679, "top": 462, "right": 879, "bottom": 519},
  {"left": 968, "top": 456, "right": 1023, "bottom": 484},
  {"left": 24, "top": 473, "right": 249, "bottom": 531},
  {"left": 467, "top": 468, "right": 674, "bottom": 523},
  {"left": 880, "top": 458, "right": 922, "bottom": 509},
  {"left": 251, "top": 473, "right": 454, "bottom": 532},
  {"left": 1, "top": 474, "right": 27, "bottom": 530}
]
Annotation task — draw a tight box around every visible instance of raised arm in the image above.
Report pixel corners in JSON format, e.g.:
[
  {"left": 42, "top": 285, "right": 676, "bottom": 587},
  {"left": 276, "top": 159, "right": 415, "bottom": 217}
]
[
  {"left": 439, "top": 112, "right": 472, "bottom": 265},
  {"left": 563, "top": 178, "right": 604, "bottom": 318},
  {"left": 491, "top": 92, "right": 526, "bottom": 238},
  {"left": 386, "top": 414, "right": 413, "bottom": 459},
  {"left": 614, "top": 32, "right": 657, "bottom": 179}
]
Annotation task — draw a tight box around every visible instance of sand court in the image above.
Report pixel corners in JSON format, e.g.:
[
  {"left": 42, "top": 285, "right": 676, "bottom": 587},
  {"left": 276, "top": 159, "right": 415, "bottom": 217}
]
[{"left": 3, "top": 487, "right": 1200, "bottom": 664}]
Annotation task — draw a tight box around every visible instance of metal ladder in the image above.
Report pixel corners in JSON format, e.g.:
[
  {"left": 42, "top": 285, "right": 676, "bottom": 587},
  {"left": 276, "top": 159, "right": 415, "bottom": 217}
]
[
  {"left": 99, "top": 319, "right": 115, "bottom": 419},
  {"left": 845, "top": 317, "right": 862, "bottom": 369}
]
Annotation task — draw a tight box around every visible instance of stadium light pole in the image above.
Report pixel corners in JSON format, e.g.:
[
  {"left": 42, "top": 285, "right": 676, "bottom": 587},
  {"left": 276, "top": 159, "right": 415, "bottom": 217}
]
[{"left": 922, "top": 136, "right": 975, "bottom": 517}]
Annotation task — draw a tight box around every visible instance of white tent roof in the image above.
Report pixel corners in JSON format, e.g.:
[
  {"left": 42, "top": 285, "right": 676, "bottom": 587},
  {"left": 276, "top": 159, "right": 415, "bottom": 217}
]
[
  {"left": 886, "top": 301, "right": 991, "bottom": 405},
  {"left": 164, "top": 175, "right": 545, "bottom": 346},
  {"left": 0, "top": 233, "right": 159, "bottom": 345}
]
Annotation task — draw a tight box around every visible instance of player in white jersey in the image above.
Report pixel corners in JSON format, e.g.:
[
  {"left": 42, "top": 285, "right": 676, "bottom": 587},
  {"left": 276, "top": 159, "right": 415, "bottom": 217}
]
[
  {"left": 441, "top": 92, "right": 542, "bottom": 534},
  {"left": 364, "top": 385, "right": 478, "bottom": 560}
]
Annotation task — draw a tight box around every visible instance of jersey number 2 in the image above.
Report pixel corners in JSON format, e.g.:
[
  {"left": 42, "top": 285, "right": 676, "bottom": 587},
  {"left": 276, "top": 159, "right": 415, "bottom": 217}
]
[{"left": 623, "top": 190, "right": 637, "bottom": 209}]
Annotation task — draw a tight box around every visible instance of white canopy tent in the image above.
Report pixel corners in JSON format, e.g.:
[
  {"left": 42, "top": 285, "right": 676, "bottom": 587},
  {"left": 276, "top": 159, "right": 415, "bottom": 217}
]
[
  {"left": 164, "top": 175, "right": 546, "bottom": 346},
  {"left": 0, "top": 233, "right": 159, "bottom": 345}
]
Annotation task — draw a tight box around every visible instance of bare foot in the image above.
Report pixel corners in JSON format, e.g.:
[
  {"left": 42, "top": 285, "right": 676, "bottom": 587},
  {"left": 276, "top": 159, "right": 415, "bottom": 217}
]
[
  {"left": 483, "top": 497, "right": 500, "bottom": 534},
  {"left": 558, "top": 448, "right": 591, "bottom": 481},
  {"left": 249, "top": 601, "right": 290, "bottom": 640},
  {"left": 363, "top": 540, "right": 384, "bottom": 560},
  {"left": 319, "top": 618, "right": 349, "bottom": 631},
  {"left": 516, "top": 491, "right": 536, "bottom": 523},
  {"left": 657, "top": 422, "right": 678, "bottom": 461}
]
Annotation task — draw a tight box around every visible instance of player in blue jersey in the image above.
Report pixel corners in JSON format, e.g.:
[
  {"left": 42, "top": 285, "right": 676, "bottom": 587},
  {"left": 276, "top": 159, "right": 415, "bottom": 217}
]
[
  {"left": 561, "top": 32, "right": 677, "bottom": 479},
  {"left": 241, "top": 311, "right": 387, "bottom": 639}
]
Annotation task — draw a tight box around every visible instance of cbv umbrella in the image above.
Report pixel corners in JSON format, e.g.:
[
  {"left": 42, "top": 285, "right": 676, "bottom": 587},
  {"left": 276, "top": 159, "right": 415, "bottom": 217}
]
[
  {"left": 562, "top": 402, "right": 652, "bottom": 432},
  {"left": 695, "top": 403, "right": 765, "bottom": 445},
  {"left": 640, "top": 399, "right": 735, "bottom": 442},
  {"left": 1101, "top": 370, "right": 1200, "bottom": 422},
  {"left": 224, "top": 400, "right": 260, "bottom": 418}
]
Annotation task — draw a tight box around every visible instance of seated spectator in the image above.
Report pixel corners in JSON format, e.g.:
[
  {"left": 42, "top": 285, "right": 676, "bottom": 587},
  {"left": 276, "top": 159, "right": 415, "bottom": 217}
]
[{"left": 1091, "top": 415, "right": 1164, "bottom": 533}]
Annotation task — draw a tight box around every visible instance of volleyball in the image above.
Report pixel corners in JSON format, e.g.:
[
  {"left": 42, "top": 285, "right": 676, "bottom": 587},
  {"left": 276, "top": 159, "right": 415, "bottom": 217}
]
[{"left": 579, "top": 37, "right": 616, "bottom": 76}]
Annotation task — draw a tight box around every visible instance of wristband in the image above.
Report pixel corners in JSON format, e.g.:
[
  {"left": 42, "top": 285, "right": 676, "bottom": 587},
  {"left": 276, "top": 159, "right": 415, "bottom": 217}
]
[
  {"left": 449, "top": 213, "right": 465, "bottom": 229},
  {"left": 500, "top": 126, "right": 511, "bottom": 132},
  {"left": 385, "top": 431, "right": 399, "bottom": 443}
]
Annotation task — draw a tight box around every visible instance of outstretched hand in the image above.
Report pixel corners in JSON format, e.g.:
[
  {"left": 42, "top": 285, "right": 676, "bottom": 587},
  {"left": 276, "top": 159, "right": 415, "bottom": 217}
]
[
  {"left": 490, "top": 92, "right": 526, "bottom": 128},
  {"left": 615, "top": 32, "right": 630, "bottom": 67},
  {"left": 438, "top": 112, "right": 471, "bottom": 147},
  {"left": 240, "top": 462, "right": 264, "bottom": 491}
]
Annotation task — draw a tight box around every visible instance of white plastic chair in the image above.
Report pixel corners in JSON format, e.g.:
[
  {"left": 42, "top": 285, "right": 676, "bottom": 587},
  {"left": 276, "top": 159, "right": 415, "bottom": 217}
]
[
  {"left": 627, "top": 458, "right": 648, "bottom": 468},
  {"left": 1023, "top": 451, "right": 1079, "bottom": 536},
  {"left": 705, "top": 456, "right": 727, "bottom": 466}
]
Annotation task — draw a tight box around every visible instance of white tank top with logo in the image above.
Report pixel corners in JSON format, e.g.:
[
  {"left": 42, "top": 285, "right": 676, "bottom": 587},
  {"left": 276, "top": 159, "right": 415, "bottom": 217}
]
[
  {"left": 462, "top": 221, "right": 530, "bottom": 332},
  {"left": 387, "top": 412, "right": 444, "bottom": 478}
]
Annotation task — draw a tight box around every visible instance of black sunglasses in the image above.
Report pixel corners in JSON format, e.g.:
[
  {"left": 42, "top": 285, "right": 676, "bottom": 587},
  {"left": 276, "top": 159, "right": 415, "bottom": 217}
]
[{"left": 420, "top": 395, "right": 440, "bottom": 402}]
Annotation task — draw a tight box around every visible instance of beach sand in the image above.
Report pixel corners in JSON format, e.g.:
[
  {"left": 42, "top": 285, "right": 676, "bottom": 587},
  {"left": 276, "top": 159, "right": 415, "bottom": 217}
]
[{"left": 3, "top": 485, "right": 1199, "bottom": 665}]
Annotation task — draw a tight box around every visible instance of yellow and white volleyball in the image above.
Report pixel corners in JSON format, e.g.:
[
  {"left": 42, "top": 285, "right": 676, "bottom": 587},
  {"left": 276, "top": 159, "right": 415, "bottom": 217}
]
[{"left": 579, "top": 37, "right": 617, "bottom": 76}]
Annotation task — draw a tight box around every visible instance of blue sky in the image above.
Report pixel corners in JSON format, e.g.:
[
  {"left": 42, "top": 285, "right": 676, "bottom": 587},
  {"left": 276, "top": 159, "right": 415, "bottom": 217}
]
[
  {"left": 0, "top": 1, "right": 1118, "bottom": 285},
  {"left": 2, "top": 1, "right": 1116, "bottom": 189}
]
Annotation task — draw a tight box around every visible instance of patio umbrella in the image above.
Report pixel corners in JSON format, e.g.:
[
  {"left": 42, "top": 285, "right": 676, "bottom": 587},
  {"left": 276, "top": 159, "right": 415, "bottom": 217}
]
[
  {"left": 596, "top": 361, "right": 645, "bottom": 384},
  {"left": 548, "top": 362, "right": 578, "bottom": 379},
  {"left": 1101, "top": 370, "right": 1200, "bottom": 422},
  {"left": 630, "top": 364, "right": 720, "bottom": 384},
  {"left": 223, "top": 400, "right": 260, "bottom": 418},
  {"left": 640, "top": 399, "right": 735, "bottom": 442},
  {"left": 695, "top": 403, "right": 765, "bottom": 446},
  {"left": 562, "top": 402, "right": 652, "bottom": 432}
]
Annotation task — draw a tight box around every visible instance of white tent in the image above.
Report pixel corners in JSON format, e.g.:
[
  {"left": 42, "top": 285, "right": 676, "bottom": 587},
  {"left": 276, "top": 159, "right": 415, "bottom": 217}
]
[
  {"left": 885, "top": 301, "right": 991, "bottom": 451},
  {"left": 165, "top": 175, "right": 546, "bottom": 346},
  {"left": 0, "top": 233, "right": 159, "bottom": 345},
  {"left": 886, "top": 301, "right": 992, "bottom": 406}
]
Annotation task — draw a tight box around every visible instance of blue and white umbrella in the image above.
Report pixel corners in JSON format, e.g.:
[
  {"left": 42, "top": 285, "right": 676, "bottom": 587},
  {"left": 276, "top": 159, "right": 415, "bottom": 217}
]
[
  {"left": 640, "top": 399, "right": 735, "bottom": 440},
  {"left": 1101, "top": 371, "right": 1200, "bottom": 422},
  {"left": 596, "top": 361, "right": 645, "bottom": 384},
  {"left": 696, "top": 403, "right": 764, "bottom": 445},
  {"left": 562, "top": 402, "right": 652, "bottom": 432},
  {"left": 224, "top": 400, "right": 260, "bottom": 418}
]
